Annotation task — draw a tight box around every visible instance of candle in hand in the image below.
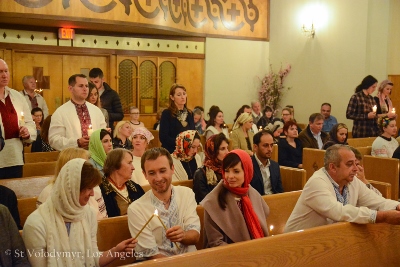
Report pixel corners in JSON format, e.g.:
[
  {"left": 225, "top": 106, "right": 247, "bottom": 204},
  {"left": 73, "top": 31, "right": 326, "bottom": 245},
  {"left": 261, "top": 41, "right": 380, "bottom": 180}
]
[
  {"left": 87, "top": 125, "right": 93, "bottom": 137},
  {"left": 259, "top": 126, "right": 262, "bottom": 132},
  {"left": 133, "top": 211, "right": 156, "bottom": 239},
  {"left": 392, "top": 108, "right": 396, "bottom": 114},
  {"left": 19, "top": 112, "right": 25, "bottom": 126},
  {"left": 372, "top": 105, "right": 377, "bottom": 113}
]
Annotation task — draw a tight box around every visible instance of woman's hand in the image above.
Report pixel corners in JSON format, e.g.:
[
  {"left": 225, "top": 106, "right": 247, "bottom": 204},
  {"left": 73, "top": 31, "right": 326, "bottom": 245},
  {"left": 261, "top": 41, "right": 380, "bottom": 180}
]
[
  {"left": 114, "top": 237, "right": 137, "bottom": 253},
  {"left": 367, "top": 112, "right": 376, "bottom": 119}
]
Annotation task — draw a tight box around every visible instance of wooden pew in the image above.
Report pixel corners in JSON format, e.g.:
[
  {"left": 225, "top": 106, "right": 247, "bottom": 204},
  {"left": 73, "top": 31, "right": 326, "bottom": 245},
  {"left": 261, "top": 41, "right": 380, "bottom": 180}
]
[
  {"left": 0, "top": 175, "right": 52, "bottom": 198},
  {"left": 302, "top": 148, "right": 324, "bottom": 180},
  {"left": 97, "top": 216, "right": 136, "bottom": 266},
  {"left": 17, "top": 197, "right": 37, "bottom": 227},
  {"left": 368, "top": 180, "right": 392, "bottom": 199},
  {"left": 357, "top": 146, "right": 371, "bottom": 156},
  {"left": 347, "top": 137, "right": 375, "bottom": 147},
  {"left": 280, "top": 166, "right": 306, "bottom": 192},
  {"left": 363, "top": 155, "right": 399, "bottom": 200},
  {"left": 23, "top": 161, "right": 56, "bottom": 177},
  {"left": 135, "top": 222, "right": 400, "bottom": 267},
  {"left": 24, "top": 151, "right": 60, "bottom": 163},
  {"left": 148, "top": 130, "right": 161, "bottom": 149},
  {"left": 271, "top": 143, "right": 278, "bottom": 162},
  {"left": 141, "top": 179, "right": 194, "bottom": 192},
  {"left": 263, "top": 191, "right": 301, "bottom": 236}
]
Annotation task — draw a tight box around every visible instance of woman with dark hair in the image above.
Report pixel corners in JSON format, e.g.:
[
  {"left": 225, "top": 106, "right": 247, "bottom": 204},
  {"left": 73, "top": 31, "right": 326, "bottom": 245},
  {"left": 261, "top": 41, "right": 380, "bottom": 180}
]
[
  {"left": 322, "top": 123, "right": 349, "bottom": 150},
  {"left": 89, "top": 129, "right": 113, "bottom": 175},
  {"left": 256, "top": 105, "right": 275, "bottom": 129},
  {"left": 371, "top": 116, "right": 398, "bottom": 158},
  {"left": 278, "top": 121, "right": 303, "bottom": 168},
  {"left": 159, "top": 83, "right": 195, "bottom": 153},
  {"left": 204, "top": 105, "right": 229, "bottom": 139},
  {"left": 100, "top": 148, "right": 144, "bottom": 217},
  {"left": 86, "top": 82, "right": 109, "bottom": 127},
  {"left": 346, "top": 75, "right": 379, "bottom": 138},
  {"left": 374, "top": 80, "right": 396, "bottom": 119},
  {"left": 201, "top": 149, "right": 269, "bottom": 247},
  {"left": 30, "top": 107, "right": 44, "bottom": 152},
  {"left": 193, "top": 133, "right": 229, "bottom": 203},
  {"left": 172, "top": 130, "right": 202, "bottom": 180},
  {"left": 23, "top": 159, "right": 137, "bottom": 267},
  {"left": 40, "top": 115, "right": 56, "bottom": 152}
]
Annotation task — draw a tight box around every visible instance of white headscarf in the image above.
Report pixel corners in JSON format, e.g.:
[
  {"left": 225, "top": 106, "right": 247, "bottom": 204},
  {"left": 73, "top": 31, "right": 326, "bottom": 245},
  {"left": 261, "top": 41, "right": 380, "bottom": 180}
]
[
  {"left": 232, "top": 112, "right": 253, "bottom": 130},
  {"left": 38, "top": 158, "right": 97, "bottom": 266}
]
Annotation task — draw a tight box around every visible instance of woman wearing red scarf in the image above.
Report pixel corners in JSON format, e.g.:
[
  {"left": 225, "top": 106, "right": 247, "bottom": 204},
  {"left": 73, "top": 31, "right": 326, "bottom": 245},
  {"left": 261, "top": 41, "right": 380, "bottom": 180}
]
[
  {"left": 201, "top": 149, "right": 269, "bottom": 247},
  {"left": 193, "top": 133, "right": 229, "bottom": 203}
]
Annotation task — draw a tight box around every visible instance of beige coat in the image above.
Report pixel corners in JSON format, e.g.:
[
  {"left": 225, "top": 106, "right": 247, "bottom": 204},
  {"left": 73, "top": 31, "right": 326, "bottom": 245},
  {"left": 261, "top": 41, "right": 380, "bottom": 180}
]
[{"left": 230, "top": 127, "right": 254, "bottom": 155}]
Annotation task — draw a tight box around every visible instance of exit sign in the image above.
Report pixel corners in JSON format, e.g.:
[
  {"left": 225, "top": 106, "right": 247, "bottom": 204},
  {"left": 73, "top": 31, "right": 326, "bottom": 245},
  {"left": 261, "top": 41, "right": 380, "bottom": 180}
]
[{"left": 58, "top": 28, "right": 75, "bottom": 40}]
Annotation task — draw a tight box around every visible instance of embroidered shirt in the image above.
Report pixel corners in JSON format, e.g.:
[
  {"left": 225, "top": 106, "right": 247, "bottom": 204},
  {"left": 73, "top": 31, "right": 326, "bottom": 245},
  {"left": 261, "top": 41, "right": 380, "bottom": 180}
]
[{"left": 71, "top": 100, "right": 92, "bottom": 137}]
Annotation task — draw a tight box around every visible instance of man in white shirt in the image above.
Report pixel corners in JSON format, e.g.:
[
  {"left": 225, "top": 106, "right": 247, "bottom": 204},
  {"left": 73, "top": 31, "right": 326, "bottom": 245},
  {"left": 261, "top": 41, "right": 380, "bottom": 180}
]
[
  {"left": 298, "top": 113, "right": 329, "bottom": 149},
  {"left": 128, "top": 147, "right": 200, "bottom": 260},
  {"left": 49, "top": 74, "right": 106, "bottom": 151},
  {"left": 285, "top": 144, "right": 400, "bottom": 233},
  {"left": 20, "top": 75, "right": 49, "bottom": 118},
  {"left": 251, "top": 100, "right": 262, "bottom": 125}
]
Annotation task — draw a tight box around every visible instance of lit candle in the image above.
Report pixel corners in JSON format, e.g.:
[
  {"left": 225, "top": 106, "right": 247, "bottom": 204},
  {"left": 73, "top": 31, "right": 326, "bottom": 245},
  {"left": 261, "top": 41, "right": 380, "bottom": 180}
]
[
  {"left": 372, "top": 105, "right": 377, "bottom": 113},
  {"left": 154, "top": 209, "right": 180, "bottom": 249},
  {"left": 392, "top": 108, "right": 396, "bottom": 114},
  {"left": 259, "top": 126, "right": 262, "bottom": 132},
  {"left": 87, "top": 125, "right": 93, "bottom": 137},
  {"left": 19, "top": 112, "right": 25, "bottom": 126},
  {"left": 133, "top": 212, "right": 155, "bottom": 239}
]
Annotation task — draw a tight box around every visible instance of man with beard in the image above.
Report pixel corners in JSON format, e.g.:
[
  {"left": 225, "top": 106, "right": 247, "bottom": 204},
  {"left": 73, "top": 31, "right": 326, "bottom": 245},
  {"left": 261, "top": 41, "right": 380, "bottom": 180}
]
[
  {"left": 128, "top": 147, "right": 200, "bottom": 260},
  {"left": 250, "top": 130, "right": 283, "bottom": 195}
]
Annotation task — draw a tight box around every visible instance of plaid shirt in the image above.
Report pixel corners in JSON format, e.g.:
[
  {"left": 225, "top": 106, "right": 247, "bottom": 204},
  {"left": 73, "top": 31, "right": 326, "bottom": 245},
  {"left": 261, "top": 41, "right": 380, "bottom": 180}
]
[{"left": 346, "top": 91, "right": 378, "bottom": 138}]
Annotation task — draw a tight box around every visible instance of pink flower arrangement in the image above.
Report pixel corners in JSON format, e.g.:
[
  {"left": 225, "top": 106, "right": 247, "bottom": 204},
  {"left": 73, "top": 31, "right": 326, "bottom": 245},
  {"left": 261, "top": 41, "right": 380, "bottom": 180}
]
[{"left": 258, "top": 64, "right": 292, "bottom": 111}]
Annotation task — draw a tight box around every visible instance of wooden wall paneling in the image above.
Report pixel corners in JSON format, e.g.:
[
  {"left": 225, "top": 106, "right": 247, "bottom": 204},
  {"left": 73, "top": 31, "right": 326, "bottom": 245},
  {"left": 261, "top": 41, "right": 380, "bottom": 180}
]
[
  {"left": 388, "top": 75, "right": 400, "bottom": 128},
  {"left": 138, "top": 56, "right": 158, "bottom": 114},
  {"left": 109, "top": 55, "right": 117, "bottom": 90},
  {"left": 0, "top": 50, "right": 4, "bottom": 60},
  {"left": 177, "top": 58, "right": 204, "bottom": 110},
  {"left": 116, "top": 55, "right": 139, "bottom": 109},
  {"left": 12, "top": 52, "right": 63, "bottom": 114},
  {"left": 61, "top": 55, "right": 109, "bottom": 104}
]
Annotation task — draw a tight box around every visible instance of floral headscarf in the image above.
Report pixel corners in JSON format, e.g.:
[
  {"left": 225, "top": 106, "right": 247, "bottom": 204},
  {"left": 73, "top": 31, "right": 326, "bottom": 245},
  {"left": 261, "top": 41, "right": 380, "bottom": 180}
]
[
  {"left": 131, "top": 127, "right": 154, "bottom": 144},
  {"left": 204, "top": 134, "right": 224, "bottom": 185},
  {"left": 173, "top": 130, "right": 198, "bottom": 162}
]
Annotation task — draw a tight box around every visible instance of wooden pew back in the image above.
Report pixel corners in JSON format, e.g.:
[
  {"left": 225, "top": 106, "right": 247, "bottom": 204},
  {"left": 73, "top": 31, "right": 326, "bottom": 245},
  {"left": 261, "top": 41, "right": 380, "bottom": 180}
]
[
  {"left": 363, "top": 155, "right": 399, "bottom": 200},
  {"left": 136, "top": 222, "right": 400, "bottom": 267},
  {"left": 271, "top": 144, "right": 278, "bottom": 162},
  {"left": 302, "top": 148, "right": 325, "bottom": 180},
  {"left": 23, "top": 161, "right": 56, "bottom": 177},
  {"left": 24, "top": 151, "right": 60, "bottom": 163},
  {"left": 280, "top": 166, "right": 306, "bottom": 192},
  {"left": 0, "top": 175, "right": 52, "bottom": 198},
  {"left": 17, "top": 197, "right": 37, "bottom": 226},
  {"left": 148, "top": 130, "right": 161, "bottom": 149},
  {"left": 347, "top": 137, "right": 375, "bottom": 147},
  {"left": 356, "top": 146, "right": 371, "bottom": 156},
  {"left": 368, "top": 180, "right": 392, "bottom": 199}
]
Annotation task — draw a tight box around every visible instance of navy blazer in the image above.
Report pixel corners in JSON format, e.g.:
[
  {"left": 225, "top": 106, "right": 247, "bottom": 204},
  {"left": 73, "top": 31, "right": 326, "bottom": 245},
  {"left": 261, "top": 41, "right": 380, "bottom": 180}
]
[{"left": 250, "top": 155, "right": 284, "bottom": 195}]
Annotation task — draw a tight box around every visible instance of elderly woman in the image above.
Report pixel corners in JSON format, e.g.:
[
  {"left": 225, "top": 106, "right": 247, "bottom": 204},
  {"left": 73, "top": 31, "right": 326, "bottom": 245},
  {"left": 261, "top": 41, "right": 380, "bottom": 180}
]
[
  {"left": 193, "top": 133, "right": 229, "bottom": 203},
  {"left": 371, "top": 116, "right": 399, "bottom": 158},
  {"left": 129, "top": 106, "right": 145, "bottom": 130},
  {"left": 172, "top": 130, "right": 202, "bottom": 181},
  {"left": 201, "top": 149, "right": 269, "bottom": 247},
  {"left": 23, "top": 159, "right": 137, "bottom": 267},
  {"left": 374, "top": 79, "right": 396, "bottom": 119},
  {"left": 322, "top": 123, "right": 349, "bottom": 150},
  {"left": 131, "top": 127, "right": 154, "bottom": 186},
  {"left": 100, "top": 149, "right": 145, "bottom": 217},
  {"left": 113, "top": 121, "right": 133, "bottom": 150},
  {"left": 159, "top": 83, "right": 195, "bottom": 153},
  {"left": 204, "top": 105, "right": 229, "bottom": 139},
  {"left": 278, "top": 121, "right": 303, "bottom": 168},
  {"left": 230, "top": 112, "right": 254, "bottom": 156}
]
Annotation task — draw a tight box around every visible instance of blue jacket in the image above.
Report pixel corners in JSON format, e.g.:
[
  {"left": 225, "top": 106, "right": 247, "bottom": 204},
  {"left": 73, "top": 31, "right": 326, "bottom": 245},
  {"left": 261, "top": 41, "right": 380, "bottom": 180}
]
[{"left": 250, "top": 155, "right": 284, "bottom": 195}]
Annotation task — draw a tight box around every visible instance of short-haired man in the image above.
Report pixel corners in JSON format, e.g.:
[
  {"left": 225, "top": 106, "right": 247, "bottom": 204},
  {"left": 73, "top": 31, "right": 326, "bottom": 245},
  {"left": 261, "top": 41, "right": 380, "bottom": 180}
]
[
  {"left": 128, "top": 147, "right": 200, "bottom": 259},
  {"left": 321, "top": 103, "right": 337, "bottom": 132},
  {"left": 20, "top": 75, "right": 49, "bottom": 118},
  {"left": 250, "top": 130, "right": 284, "bottom": 195},
  {"left": 89, "top": 68, "right": 123, "bottom": 130},
  {"left": 251, "top": 100, "right": 262, "bottom": 124},
  {"left": 298, "top": 113, "right": 329, "bottom": 149},
  {"left": 0, "top": 60, "right": 36, "bottom": 178},
  {"left": 49, "top": 74, "right": 107, "bottom": 150},
  {"left": 285, "top": 145, "right": 400, "bottom": 233}
]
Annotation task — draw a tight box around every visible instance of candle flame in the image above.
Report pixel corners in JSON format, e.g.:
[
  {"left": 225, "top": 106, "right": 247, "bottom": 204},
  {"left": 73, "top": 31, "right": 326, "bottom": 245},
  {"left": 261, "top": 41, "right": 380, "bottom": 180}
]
[
  {"left": 154, "top": 209, "right": 158, "bottom": 216},
  {"left": 21, "top": 112, "right": 24, "bottom": 116},
  {"left": 89, "top": 124, "right": 92, "bottom": 129}
]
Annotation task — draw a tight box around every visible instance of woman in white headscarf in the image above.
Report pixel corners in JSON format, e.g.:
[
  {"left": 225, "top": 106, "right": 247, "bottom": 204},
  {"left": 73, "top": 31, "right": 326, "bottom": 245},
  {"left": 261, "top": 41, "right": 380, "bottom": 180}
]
[
  {"left": 230, "top": 112, "right": 254, "bottom": 156},
  {"left": 130, "top": 127, "right": 154, "bottom": 185},
  {"left": 23, "top": 158, "right": 136, "bottom": 267}
]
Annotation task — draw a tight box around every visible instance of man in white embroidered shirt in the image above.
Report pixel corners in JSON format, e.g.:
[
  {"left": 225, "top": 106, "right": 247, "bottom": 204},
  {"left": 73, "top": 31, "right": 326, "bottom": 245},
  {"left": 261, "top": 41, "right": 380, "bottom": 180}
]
[
  {"left": 284, "top": 145, "right": 400, "bottom": 233},
  {"left": 128, "top": 147, "right": 200, "bottom": 260},
  {"left": 298, "top": 113, "right": 329, "bottom": 149}
]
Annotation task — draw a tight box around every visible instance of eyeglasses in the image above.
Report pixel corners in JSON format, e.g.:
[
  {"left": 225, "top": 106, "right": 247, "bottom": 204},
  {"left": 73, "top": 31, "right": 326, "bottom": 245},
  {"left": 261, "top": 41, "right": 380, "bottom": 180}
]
[
  {"left": 282, "top": 113, "right": 291, "bottom": 116},
  {"left": 130, "top": 112, "right": 140, "bottom": 115}
]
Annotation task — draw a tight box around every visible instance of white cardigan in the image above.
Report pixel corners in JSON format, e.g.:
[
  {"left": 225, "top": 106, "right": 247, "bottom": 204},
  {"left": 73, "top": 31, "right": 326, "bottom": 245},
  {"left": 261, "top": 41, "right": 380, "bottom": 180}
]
[{"left": 172, "top": 154, "right": 202, "bottom": 181}]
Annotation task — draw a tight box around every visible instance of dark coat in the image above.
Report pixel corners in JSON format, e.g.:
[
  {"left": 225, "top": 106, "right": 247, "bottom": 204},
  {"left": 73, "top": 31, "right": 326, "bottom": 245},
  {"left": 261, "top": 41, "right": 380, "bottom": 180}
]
[
  {"left": 100, "top": 82, "right": 124, "bottom": 129},
  {"left": 298, "top": 125, "right": 329, "bottom": 149},
  {"left": 250, "top": 156, "right": 284, "bottom": 195},
  {"left": 193, "top": 167, "right": 223, "bottom": 204},
  {"left": 0, "top": 185, "right": 21, "bottom": 230},
  {"left": 278, "top": 138, "right": 303, "bottom": 168}
]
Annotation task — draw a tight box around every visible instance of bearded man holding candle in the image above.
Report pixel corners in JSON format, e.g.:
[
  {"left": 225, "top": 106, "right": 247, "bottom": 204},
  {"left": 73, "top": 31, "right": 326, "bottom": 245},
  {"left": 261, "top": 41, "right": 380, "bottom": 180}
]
[
  {"left": 0, "top": 59, "right": 36, "bottom": 179},
  {"left": 128, "top": 147, "right": 200, "bottom": 260},
  {"left": 49, "top": 74, "right": 106, "bottom": 150}
]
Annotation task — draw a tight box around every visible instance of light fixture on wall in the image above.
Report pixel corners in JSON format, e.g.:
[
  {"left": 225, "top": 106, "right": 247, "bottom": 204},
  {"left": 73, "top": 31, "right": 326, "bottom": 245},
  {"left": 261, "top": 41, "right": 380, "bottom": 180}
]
[{"left": 301, "top": 23, "right": 315, "bottom": 38}]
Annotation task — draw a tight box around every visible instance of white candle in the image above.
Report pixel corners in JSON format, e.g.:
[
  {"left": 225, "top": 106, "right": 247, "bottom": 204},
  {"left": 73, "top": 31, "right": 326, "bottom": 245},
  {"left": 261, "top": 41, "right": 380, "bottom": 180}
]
[
  {"left": 259, "top": 126, "right": 262, "bottom": 132},
  {"left": 372, "top": 105, "right": 377, "bottom": 113},
  {"left": 87, "top": 124, "right": 93, "bottom": 137},
  {"left": 392, "top": 108, "right": 396, "bottom": 114},
  {"left": 19, "top": 112, "right": 25, "bottom": 126}
]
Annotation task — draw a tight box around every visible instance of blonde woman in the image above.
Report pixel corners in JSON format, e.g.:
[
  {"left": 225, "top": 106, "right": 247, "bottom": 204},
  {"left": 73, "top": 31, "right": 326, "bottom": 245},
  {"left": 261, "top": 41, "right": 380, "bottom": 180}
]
[
  {"left": 113, "top": 121, "right": 133, "bottom": 150},
  {"left": 230, "top": 113, "right": 254, "bottom": 156},
  {"left": 374, "top": 80, "right": 396, "bottom": 119}
]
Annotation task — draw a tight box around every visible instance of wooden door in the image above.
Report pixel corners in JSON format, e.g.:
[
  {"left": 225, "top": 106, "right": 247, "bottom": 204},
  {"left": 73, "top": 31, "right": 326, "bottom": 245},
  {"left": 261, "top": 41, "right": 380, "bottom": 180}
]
[{"left": 388, "top": 75, "right": 400, "bottom": 129}]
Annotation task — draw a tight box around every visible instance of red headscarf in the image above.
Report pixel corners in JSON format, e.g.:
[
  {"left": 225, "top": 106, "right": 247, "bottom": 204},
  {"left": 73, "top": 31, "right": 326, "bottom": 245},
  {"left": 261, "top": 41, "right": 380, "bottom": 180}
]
[
  {"left": 222, "top": 149, "right": 264, "bottom": 239},
  {"left": 203, "top": 135, "right": 223, "bottom": 173}
]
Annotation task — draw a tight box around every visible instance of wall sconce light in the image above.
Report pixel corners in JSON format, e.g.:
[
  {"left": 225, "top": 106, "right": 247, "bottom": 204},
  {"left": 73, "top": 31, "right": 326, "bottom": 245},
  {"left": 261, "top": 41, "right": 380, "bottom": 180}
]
[{"left": 301, "top": 23, "right": 315, "bottom": 38}]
